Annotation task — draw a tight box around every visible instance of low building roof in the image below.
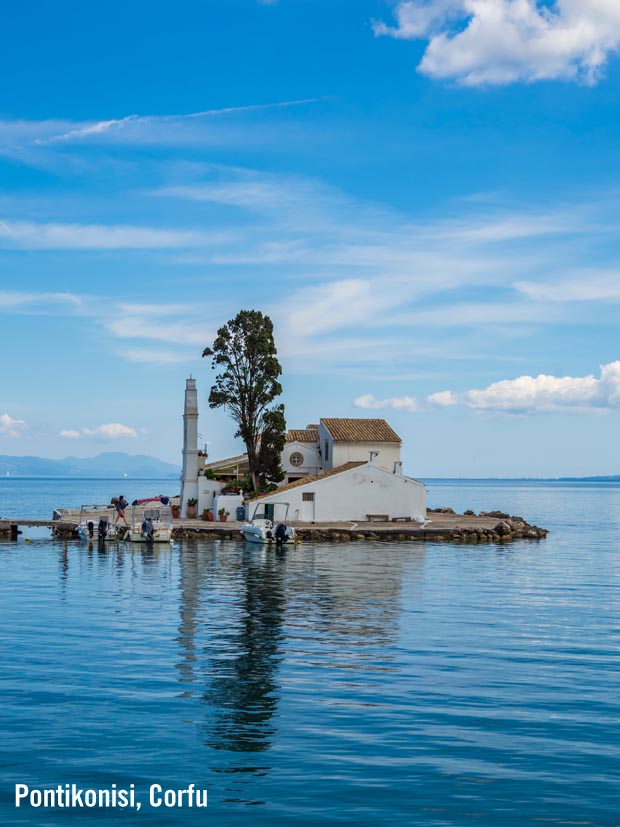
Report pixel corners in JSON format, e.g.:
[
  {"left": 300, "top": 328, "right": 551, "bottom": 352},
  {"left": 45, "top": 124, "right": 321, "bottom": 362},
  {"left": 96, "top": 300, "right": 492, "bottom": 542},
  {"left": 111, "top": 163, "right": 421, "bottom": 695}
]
[
  {"left": 249, "top": 461, "right": 366, "bottom": 501},
  {"left": 203, "top": 453, "right": 248, "bottom": 470},
  {"left": 286, "top": 429, "right": 319, "bottom": 443},
  {"left": 321, "top": 418, "right": 401, "bottom": 444}
]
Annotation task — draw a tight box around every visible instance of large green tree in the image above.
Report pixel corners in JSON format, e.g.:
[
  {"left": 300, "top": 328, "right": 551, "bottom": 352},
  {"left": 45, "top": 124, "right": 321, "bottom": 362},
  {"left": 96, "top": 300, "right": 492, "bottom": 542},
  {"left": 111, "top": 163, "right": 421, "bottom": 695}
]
[{"left": 202, "top": 310, "right": 286, "bottom": 491}]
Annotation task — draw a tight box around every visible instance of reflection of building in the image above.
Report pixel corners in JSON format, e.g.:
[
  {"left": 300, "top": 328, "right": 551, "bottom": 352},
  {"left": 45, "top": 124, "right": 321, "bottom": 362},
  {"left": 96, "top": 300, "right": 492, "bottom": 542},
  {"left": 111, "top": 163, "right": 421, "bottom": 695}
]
[
  {"left": 286, "top": 543, "right": 425, "bottom": 644},
  {"left": 180, "top": 378, "right": 427, "bottom": 521},
  {"left": 173, "top": 538, "right": 422, "bottom": 767}
]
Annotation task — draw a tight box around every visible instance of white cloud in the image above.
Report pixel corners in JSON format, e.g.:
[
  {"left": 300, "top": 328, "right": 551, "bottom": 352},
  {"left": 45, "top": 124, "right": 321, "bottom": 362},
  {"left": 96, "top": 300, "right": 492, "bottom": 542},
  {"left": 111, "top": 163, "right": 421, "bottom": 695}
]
[
  {"left": 375, "top": 0, "right": 620, "bottom": 86},
  {"left": 0, "top": 156, "right": 615, "bottom": 382},
  {"left": 61, "top": 423, "right": 138, "bottom": 440},
  {"left": 354, "top": 393, "right": 422, "bottom": 412},
  {"left": 0, "top": 413, "right": 27, "bottom": 437},
  {"left": 84, "top": 424, "right": 137, "bottom": 439},
  {"left": 448, "top": 362, "right": 620, "bottom": 412},
  {"left": 158, "top": 172, "right": 334, "bottom": 217},
  {"left": 123, "top": 348, "right": 194, "bottom": 364},
  {"left": 515, "top": 274, "right": 620, "bottom": 302},
  {"left": 356, "top": 362, "right": 620, "bottom": 414},
  {"left": 108, "top": 316, "right": 208, "bottom": 347},
  {"left": 0, "top": 220, "right": 215, "bottom": 250},
  {"left": 279, "top": 279, "right": 379, "bottom": 337},
  {"left": 0, "top": 290, "right": 81, "bottom": 310},
  {"left": 118, "top": 302, "right": 197, "bottom": 317},
  {"left": 427, "top": 390, "right": 459, "bottom": 406}
]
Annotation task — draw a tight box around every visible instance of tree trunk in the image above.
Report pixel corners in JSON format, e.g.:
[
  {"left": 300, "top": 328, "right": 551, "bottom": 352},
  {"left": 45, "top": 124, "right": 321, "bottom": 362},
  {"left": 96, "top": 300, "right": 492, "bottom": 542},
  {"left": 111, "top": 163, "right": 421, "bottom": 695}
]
[{"left": 246, "top": 441, "right": 260, "bottom": 493}]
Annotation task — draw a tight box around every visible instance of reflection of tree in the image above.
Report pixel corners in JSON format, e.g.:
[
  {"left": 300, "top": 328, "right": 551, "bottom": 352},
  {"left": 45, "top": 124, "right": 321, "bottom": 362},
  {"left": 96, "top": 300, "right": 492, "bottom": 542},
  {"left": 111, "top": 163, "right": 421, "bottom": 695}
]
[
  {"left": 175, "top": 540, "right": 423, "bottom": 773},
  {"left": 200, "top": 549, "right": 287, "bottom": 754}
]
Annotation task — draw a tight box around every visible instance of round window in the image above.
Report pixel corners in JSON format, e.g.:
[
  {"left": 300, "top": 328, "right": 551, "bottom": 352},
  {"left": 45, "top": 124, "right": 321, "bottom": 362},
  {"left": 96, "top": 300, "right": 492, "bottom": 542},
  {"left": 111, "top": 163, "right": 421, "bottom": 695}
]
[{"left": 290, "top": 451, "right": 304, "bottom": 467}]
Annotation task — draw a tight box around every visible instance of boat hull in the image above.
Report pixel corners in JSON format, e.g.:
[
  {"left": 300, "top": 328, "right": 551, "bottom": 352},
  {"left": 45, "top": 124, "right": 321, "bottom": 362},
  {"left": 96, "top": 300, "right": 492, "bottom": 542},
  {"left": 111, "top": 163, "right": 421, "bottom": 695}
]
[
  {"left": 77, "top": 524, "right": 121, "bottom": 542},
  {"left": 128, "top": 526, "right": 173, "bottom": 543},
  {"left": 240, "top": 524, "right": 296, "bottom": 544}
]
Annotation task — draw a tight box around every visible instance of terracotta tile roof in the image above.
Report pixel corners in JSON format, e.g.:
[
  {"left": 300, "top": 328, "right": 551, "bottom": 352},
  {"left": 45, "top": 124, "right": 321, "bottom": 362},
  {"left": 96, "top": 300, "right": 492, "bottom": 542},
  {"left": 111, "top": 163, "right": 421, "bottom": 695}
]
[
  {"left": 249, "top": 461, "right": 366, "bottom": 501},
  {"left": 306, "top": 423, "right": 319, "bottom": 430},
  {"left": 286, "top": 429, "right": 319, "bottom": 443},
  {"left": 321, "top": 418, "right": 401, "bottom": 444}
]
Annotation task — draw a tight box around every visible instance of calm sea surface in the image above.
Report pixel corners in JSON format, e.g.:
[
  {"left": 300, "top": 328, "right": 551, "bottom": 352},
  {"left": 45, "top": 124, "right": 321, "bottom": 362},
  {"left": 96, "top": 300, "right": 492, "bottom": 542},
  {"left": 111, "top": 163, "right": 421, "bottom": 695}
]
[{"left": 1, "top": 478, "right": 619, "bottom": 826}]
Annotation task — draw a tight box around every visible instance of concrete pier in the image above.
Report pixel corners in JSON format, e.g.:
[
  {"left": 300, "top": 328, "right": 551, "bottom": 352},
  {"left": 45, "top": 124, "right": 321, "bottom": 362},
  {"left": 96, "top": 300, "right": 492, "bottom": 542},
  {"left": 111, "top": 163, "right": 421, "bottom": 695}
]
[
  {"left": 0, "top": 519, "right": 78, "bottom": 540},
  {"left": 3, "top": 509, "right": 548, "bottom": 544}
]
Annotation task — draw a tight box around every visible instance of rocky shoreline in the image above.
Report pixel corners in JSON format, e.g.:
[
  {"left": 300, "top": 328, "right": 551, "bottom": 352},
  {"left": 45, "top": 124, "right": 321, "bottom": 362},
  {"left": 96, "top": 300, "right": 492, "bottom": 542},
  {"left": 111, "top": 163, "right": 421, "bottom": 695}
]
[
  {"left": 171, "top": 509, "right": 548, "bottom": 544},
  {"left": 1, "top": 508, "right": 549, "bottom": 545}
]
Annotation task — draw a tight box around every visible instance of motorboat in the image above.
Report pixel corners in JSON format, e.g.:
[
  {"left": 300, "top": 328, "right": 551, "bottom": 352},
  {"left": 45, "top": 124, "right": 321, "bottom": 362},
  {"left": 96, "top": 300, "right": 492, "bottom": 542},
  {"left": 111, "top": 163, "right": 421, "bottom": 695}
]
[
  {"left": 240, "top": 501, "right": 296, "bottom": 545},
  {"left": 76, "top": 505, "right": 121, "bottom": 542},
  {"left": 127, "top": 505, "right": 173, "bottom": 543}
]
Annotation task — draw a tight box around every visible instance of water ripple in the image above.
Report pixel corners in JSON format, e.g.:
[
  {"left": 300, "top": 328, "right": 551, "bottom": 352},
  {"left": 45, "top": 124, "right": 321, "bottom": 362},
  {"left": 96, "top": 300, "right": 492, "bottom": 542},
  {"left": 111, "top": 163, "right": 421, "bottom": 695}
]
[{"left": 1, "top": 482, "right": 619, "bottom": 825}]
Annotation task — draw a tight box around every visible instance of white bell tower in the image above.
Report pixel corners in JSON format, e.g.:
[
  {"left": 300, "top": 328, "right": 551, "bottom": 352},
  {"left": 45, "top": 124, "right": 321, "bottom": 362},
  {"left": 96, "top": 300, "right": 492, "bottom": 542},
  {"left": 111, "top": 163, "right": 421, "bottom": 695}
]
[{"left": 180, "top": 376, "right": 199, "bottom": 518}]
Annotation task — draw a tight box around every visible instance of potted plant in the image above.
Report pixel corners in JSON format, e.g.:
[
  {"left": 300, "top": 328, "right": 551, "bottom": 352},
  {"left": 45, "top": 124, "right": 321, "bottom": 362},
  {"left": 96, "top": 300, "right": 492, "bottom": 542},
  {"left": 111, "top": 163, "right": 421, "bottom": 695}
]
[
  {"left": 202, "top": 508, "right": 214, "bottom": 521},
  {"left": 218, "top": 507, "right": 230, "bottom": 523},
  {"left": 171, "top": 503, "right": 180, "bottom": 519},
  {"left": 187, "top": 498, "right": 198, "bottom": 519}
]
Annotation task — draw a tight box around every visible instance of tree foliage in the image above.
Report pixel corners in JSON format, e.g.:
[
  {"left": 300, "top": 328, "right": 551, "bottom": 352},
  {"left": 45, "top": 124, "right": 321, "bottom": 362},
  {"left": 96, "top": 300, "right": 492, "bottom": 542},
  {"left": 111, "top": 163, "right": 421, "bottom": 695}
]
[
  {"left": 202, "top": 310, "right": 285, "bottom": 490},
  {"left": 256, "top": 404, "right": 286, "bottom": 490}
]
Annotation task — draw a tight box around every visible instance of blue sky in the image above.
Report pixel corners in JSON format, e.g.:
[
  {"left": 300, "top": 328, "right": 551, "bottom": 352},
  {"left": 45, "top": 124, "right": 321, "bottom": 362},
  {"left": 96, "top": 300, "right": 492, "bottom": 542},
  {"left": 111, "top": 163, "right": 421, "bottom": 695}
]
[{"left": 2, "top": 0, "right": 620, "bottom": 476}]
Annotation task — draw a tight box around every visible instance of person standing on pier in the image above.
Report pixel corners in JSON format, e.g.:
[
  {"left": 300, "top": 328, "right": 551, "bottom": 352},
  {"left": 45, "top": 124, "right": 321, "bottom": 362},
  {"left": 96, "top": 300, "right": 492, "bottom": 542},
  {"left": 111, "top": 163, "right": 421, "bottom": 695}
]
[{"left": 114, "top": 495, "right": 129, "bottom": 526}]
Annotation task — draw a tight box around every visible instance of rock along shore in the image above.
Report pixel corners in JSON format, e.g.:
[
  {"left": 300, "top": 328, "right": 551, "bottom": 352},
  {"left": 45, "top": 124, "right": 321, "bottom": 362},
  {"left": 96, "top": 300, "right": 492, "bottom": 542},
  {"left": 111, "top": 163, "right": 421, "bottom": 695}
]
[
  {"left": 1, "top": 509, "right": 548, "bottom": 544},
  {"left": 171, "top": 509, "right": 548, "bottom": 545}
]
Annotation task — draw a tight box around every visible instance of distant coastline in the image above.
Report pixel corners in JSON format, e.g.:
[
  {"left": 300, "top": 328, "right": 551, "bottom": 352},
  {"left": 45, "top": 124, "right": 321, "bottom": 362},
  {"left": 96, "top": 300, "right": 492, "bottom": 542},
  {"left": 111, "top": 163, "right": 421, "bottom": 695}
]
[
  {"left": 1, "top": 473, "right": 616, "bottom": 482},
  {"left": 0, "top": 452, "right": 180, "bottom": 479},
  {"left": 421, "top": 476, "right": 620, "bottom": 482}
]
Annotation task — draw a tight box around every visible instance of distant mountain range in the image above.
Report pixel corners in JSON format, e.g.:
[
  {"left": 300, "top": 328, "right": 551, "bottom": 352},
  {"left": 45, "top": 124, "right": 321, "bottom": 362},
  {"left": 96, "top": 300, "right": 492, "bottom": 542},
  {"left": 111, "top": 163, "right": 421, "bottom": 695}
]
[{"left": 0, "top": 452, "right": 180, "bottom": 478}]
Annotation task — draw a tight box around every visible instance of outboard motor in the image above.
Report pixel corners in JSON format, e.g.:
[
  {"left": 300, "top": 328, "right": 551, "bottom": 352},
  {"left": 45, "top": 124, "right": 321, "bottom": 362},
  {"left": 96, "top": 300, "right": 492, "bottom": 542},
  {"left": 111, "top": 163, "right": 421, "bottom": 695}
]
[
  {"left": 274, "top": 523, "right": 288, "bottom": 545},
  {"left": 98, "top": 518, "right": 108, "bottom": 541},
  {"left": 87, "top": 520, "right": 94, "bottom": 539},
  {"left": 141, "top": 518, "right": 155, "bottom": 542}
]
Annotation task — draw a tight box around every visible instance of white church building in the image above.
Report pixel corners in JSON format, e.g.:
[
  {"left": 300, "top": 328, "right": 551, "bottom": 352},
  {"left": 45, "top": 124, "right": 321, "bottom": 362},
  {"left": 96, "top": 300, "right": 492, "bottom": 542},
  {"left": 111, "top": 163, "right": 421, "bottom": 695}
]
[{"left": 179, "top": 378, "right": 427, "bottom": 523}]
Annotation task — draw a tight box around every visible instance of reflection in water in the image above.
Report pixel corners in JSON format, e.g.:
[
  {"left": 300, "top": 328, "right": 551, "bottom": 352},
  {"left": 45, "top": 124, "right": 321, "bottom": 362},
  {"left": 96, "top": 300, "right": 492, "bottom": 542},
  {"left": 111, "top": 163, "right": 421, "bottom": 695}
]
[
  {"left": 58, "top": 543, "right": 69, "bottom": 580},
  {"left": 3, "top": 484, "right": 620, "bottom": 827},
  {"left": 200, "top": 549, "right": 287, "bottom": 755},
  {"left": 175, "top": 543, "right": 418, "bottom": 773},
  {"left": 176, "top": 542, "right": 218, "bottom": 692},
  {"left": 288, "top": 547, "right": 418, "bottom": 649}
]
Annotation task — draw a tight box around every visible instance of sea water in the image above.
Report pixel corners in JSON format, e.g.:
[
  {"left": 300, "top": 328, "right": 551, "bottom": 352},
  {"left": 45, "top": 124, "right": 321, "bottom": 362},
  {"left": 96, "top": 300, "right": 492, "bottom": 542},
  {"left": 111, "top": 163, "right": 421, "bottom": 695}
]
[{"left": 0, "top": 479, "right": 619, "bottom": 826}]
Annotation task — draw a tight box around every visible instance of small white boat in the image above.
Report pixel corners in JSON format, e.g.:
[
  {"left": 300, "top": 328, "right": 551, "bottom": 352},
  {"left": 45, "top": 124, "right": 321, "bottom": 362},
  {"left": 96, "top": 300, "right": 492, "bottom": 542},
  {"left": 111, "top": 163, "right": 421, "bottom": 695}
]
[
  {"left": 241, "top": 501, "right": 296, "bottom": 545},
  {"left": 76, "top": 505, "right": 121, "bottom": 542},
  {"left": 128, "top": 505, "right": 173, "bottom": 543}
]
